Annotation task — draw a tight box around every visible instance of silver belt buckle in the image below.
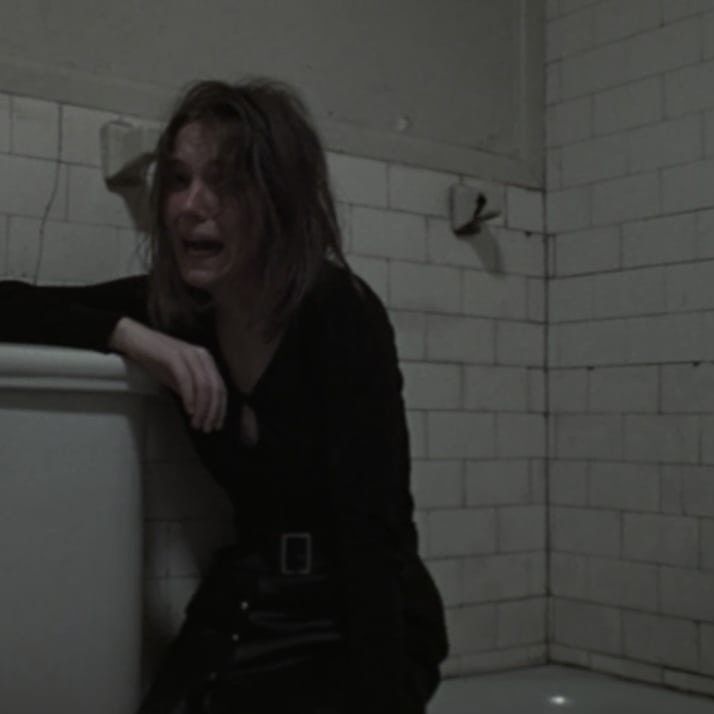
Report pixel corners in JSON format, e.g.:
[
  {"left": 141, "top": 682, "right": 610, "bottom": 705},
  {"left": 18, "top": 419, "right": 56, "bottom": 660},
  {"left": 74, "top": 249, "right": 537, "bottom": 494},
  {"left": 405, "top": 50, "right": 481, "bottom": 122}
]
[{"left": 281, "top": 532, "right": 312, "bottom": 575}]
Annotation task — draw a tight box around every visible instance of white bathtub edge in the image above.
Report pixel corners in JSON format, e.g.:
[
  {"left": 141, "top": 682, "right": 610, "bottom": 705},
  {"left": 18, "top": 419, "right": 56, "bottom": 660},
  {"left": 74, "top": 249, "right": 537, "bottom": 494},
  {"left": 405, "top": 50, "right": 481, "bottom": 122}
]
[{"left": 0, "top": 343, "right": 158, "bottom": 394}]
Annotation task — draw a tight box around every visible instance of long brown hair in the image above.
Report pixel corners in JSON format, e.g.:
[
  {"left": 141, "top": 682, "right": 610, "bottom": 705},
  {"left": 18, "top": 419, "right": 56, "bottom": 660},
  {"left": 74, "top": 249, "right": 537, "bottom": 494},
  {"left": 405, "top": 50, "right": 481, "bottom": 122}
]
[{"left": 148, "top": 78, "right": 349, "bottom": 337}]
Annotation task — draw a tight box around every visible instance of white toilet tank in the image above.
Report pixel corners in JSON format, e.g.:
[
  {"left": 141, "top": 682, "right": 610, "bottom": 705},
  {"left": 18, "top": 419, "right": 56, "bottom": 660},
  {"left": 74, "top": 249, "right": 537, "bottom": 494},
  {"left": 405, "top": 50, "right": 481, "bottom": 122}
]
[{"left": 0, "top": 344, "right": 154, "bottom": 714}]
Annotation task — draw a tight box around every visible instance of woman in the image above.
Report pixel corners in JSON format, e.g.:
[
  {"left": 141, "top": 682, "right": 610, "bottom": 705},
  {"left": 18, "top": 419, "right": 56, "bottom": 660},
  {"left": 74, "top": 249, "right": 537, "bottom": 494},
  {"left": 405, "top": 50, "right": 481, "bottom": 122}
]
[{"left": 0, "top": 79, "right": 448, "bottom": 713}]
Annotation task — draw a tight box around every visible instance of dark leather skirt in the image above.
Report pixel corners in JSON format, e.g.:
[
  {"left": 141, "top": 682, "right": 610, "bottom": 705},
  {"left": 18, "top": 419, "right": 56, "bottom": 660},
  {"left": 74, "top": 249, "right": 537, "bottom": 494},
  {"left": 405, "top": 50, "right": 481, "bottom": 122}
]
[
  {"left": 137, "top": 621, "right": 438, "bottom": 714},
  {"left": 137, "top": 546, "right": 441, "bottom": 714}
]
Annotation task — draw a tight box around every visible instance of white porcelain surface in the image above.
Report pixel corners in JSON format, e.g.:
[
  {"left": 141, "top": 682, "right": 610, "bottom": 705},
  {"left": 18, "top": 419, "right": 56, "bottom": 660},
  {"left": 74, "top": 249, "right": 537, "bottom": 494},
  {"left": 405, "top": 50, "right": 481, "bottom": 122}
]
[
  {"left": 429, "top": 665, "right": 714, "bottom": 714},
  {"left": 0, "top": 343, "right": 156, "bottom": 393},
  {"left": 0, "top": 346, "right": 151, "bottom": 713}
]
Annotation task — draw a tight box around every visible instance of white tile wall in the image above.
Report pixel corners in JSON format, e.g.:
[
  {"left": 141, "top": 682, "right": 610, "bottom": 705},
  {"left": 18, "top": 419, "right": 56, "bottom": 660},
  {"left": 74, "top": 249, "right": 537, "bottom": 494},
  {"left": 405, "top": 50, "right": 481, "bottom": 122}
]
[
  {"left": 663, "top": 159, "right": 714, "bottom": 213},
  {"left": 622, "top": 213, "right": 698, "bottom": 268},
  {"left": 428, "top": 508, "right": 497, "bottom": 558},
  {"left": 327, "top": 153, "right": 388, "bottom": 207},
  {"left": 498, "top": 505, "right": 547, "bottom": 551},
  {"left": 665, "top": 669, "right": 714, "bottom": 697},
  {"left": 0, "top": 154, "right": 66, "bottom": 219},
  {"left": 588, "top": 366, "right": 659, "bottom": 413},
  {"left": 623, "top": 513, "right": 699, "bottom": 567},
  {"left": 462, "top": 272, "right": 529, "bottom": 320},
  {"left": 623, "top": 612, "right": 699, "bottom": 670},
  {"left": 591, "top": 172, "right": 660, "bottom": 226},
  {"left": 547, "top": 0, "right": 714, "bottom": 695},
  {"left": 588, "top": 462, "right": 660, "bottom": 511},
  {"left": 389, "top": 261, "right": 461, "bottom": 312},
  {"left": 592, "top": 267, "right": 666, "bottom": 318},
  {"left": 553, "top": 598, "right": 622, "bottom": 654},
  {"left": 411, "top": 460, "right": 463, "bottom": 509},
  {"left": 549, "top": 461, "right": 589, "bottom": 506},
  {"left": 496, "top": 322, "right": 544, "bottom": 366},
  {"left": 506, "top": 187, "right": 544, "bottom": 233},
  {"left": 661, "top": 0, "right": 714, "bottom": 23},
  {"left": 546, "top": 186, "right": 591, "bottom": 232},
  {"left": 11, "top": 96, "right": 60, "bottom": 159},
  {"left": 390, "top": 310, "right": 426, "bottom": 360},
  {"left": 589, "top": 653, "right": 662, "bottom": 684},
  {"left": 588, "top": 557, "right": 658, "bottom": 610},
  {"left": 665, "top": 60, "right": 714, "bottom": 117},
  {"left": 551, "top": 506, "right": 620, "bottom": 556},
  {"left": 67, "top": 164, "right": 135, "bottom": 227},
  {"left": 445, "top": 604, "right": 498, "bottom": 657},
  {"left": 628, "top": 114, "right": 703, "bottom": 173},
  {"left": 428, "top": 412, "right": 497, "bottom": 459},
  {"left": 547, "top": 96, "right": 593, "bottom": 148},
  {"left": 465, "top": 460, "right": 530, "bottom": 506},
  {"left": 560, "top": 133, "right": 628, "bottom": 186},
  {"left": 550, "top": 552, "right": 589, "bottom": 598},
  {"left": 426, "top": 217, "right": 482, "bottom": 268},
  {"left": 496, "top": 414, "right": 547, "bottom": 458},
  {"left": 554, "top": 226, "right": 620, "bottom": 276},
  {"left": 0, "top": 95, "right": 10, "bottom": 153},
  {"left": 497, "top": 599, "right": 547, "bottom": 647},
  {"left": 351, "top": 207, "right": 426, "bottom": 261},
  {"left": 624, "top": 415, "right": 699, "bottom": 463},
  {"left": 548, "top": 7, "right": 596, "bottom": 61},
  {"left": 702, "top": 625, "right": 714, "bottom": 675},
  {"left": 388, "top": 165, "right": 453, "bottom": 217},
  {"left": 676, "top": 465, "right": 714, "bottom": 516},
  {"left": 401, "top": 362, "right": 462, "bottom": 410},
  {"left": 463, "top": 553, "right": 544, "bottom": 603},
  {"left": 661, "top": 568, "right": 714, "bottom": 620},
  {"left": 492, "top": 231, "right": 544, "bottom": 277},
  {"left": 560, "top": 43, "right": 628, "bottom": 99},
  {"left": 555, "top": 414, "right": 624, "bottom": 459},
  {"left": 592, "top": 0, "right": 661, "bottom": 43},
  {"left": 464, "top": 367, "right": 528, "bottom": 412},
  {"left": 425, "top": 314, "right": 494, "bottom": 364},
  {"left": 632, "top": 19, "right": 701, "bottom": 80},
  {"left": 593, "top": 77, "right": 662, "bottom": 135}
]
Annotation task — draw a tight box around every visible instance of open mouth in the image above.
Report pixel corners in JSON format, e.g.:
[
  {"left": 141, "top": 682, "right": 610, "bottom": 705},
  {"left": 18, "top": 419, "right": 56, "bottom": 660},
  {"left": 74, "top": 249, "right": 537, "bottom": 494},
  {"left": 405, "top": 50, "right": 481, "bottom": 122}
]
[{"left": 182, "top": 239, "right": 224, "bottom": 257}]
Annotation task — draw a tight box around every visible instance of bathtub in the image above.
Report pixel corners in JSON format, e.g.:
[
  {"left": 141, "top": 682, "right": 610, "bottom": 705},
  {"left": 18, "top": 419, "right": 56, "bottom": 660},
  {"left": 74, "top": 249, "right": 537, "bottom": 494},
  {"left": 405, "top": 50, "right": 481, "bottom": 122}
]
[
  {"left": 0, "top": 344, "right": 155, "bottom": 714},
  {"left": 429, "top": 665, "right": 714, "bottom": 713}
]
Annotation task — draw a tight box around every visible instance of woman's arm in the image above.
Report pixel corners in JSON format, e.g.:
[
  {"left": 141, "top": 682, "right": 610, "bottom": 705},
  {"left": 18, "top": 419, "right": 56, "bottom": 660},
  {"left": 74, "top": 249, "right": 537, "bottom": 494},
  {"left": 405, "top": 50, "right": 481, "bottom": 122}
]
[
  {"left": 0, "top": 277, "right": 148, "bottom": 352},
  {"left": 0, "top": 278, "right": 226, "bottom": 432},
  {"left": 110, "top": 316, "right": 226, "bottom": 432}
]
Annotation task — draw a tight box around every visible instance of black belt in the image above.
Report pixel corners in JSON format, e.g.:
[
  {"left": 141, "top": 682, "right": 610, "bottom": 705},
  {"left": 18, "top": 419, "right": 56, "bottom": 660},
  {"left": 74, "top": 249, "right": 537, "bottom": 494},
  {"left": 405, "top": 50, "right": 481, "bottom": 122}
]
[
  {"left": 280, "top": 532, "right": 313, "bottom": 575},
  {"left": 244, "top": 530, "right": 331, "bottom": 577}
]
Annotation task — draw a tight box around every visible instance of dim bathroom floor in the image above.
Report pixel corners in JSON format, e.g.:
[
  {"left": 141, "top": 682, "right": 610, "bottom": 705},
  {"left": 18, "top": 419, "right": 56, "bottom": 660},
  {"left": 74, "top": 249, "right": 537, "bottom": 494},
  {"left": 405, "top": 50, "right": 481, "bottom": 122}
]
[{"left": 428, "top": 665, "right": 714, "bottom": 714}]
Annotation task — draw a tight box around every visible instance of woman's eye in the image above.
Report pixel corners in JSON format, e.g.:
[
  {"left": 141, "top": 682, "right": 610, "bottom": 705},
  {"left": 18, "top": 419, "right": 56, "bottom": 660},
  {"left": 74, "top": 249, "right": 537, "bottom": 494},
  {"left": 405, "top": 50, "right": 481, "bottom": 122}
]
[
  {"left": 165, "top": 171, "right": 190, "bottom": 190},
  {"left": 205, "top": 170, "right": 229, "bottom": 194}
]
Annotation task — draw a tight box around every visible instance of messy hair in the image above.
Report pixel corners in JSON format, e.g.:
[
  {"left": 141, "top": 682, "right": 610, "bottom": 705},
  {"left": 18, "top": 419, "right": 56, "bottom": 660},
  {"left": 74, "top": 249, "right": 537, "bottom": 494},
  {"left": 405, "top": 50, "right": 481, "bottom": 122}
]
[{"left": 147, "top": 78, "right": 348, "bottom": 337}]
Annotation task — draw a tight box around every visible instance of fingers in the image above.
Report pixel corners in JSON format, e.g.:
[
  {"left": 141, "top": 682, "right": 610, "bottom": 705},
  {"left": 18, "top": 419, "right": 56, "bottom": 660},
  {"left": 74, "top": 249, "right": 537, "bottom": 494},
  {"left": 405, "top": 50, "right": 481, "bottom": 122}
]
[
  {"left": 179, "top": 347, "right": 227, "bottom": 433},
  {"left": 168, "top": 354, "right": 197, "bottom": 424},
  {"left": 115, "top": 322, "right": 227, "bottom": 433}
]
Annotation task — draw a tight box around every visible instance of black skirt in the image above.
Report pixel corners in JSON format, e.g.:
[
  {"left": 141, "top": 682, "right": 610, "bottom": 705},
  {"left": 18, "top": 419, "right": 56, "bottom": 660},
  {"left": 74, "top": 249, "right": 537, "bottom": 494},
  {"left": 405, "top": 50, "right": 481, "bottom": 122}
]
[
  {"left": 138, "top": 623, "right": 438, "bottom": 714},
  {"left": 137, "top": 547, "right": 440, "bottom": 714}
]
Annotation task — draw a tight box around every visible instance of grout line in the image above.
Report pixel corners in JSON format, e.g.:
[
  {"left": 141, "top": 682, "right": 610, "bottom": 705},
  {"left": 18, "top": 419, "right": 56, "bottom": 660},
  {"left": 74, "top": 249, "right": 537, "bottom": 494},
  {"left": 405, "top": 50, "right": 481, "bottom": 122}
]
[{"left": 543, "top": 228, "right": 553, "bottom": 663}]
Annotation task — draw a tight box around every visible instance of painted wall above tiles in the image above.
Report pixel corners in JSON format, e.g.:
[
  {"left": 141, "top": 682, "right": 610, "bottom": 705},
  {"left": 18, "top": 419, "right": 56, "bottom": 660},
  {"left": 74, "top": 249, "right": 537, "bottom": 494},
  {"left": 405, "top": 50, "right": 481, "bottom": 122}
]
[{"left": 0, "top": 0, "right": 544, "bottom": 185}]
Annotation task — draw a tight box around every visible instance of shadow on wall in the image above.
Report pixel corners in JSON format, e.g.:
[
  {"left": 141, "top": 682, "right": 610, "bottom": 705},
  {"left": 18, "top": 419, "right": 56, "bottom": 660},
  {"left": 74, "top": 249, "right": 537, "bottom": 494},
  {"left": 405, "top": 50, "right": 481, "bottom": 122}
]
[{"left": 470, "top": 226, "right": 504, "bottom": 274}]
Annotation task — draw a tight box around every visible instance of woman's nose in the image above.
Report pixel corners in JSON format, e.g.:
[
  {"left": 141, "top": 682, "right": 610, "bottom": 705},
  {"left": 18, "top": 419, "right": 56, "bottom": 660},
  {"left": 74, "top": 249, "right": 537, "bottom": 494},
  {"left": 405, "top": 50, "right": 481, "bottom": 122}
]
[{"left": 182, "top": 179, "right": 218, "bottom": 217}]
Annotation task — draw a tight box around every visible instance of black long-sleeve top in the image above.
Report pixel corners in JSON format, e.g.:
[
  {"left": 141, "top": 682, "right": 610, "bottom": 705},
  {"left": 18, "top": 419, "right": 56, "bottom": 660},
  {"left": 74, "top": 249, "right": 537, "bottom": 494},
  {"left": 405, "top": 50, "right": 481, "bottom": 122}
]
[{"left": 0, "top": 261, "right": 448, "bottom": 713}]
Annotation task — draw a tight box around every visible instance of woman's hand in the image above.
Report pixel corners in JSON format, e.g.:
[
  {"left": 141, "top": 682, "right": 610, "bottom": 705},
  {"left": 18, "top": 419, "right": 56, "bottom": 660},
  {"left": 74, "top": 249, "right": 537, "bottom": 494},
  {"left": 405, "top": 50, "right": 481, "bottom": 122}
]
[{"left": 109, "top": 317, "right": 227, "bottom": 432}]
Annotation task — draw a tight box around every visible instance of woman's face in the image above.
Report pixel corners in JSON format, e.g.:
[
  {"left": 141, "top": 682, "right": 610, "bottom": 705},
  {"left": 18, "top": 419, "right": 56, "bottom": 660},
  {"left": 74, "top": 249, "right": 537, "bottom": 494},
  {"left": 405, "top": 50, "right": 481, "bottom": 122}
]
[{"left": 163, "top": 121, "right": 258, "bottom": 299}]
